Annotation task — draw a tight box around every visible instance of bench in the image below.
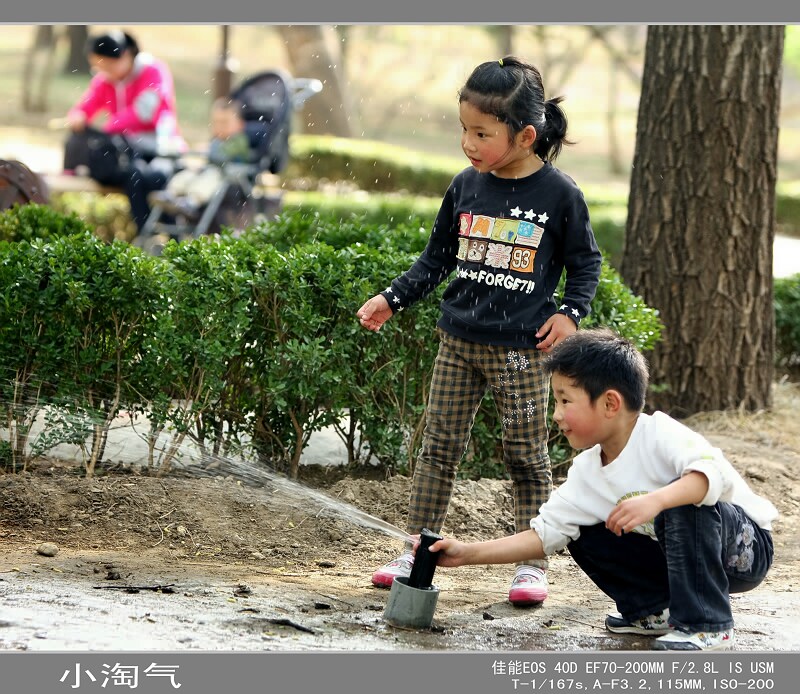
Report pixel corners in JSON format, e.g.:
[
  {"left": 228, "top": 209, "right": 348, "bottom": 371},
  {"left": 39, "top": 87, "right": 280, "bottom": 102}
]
[
  {"left": 43, "top": 173, "right": 124, "bottom": 197},
  {"left": 43, "top": 171, "right": 282, "bottom": 198}
]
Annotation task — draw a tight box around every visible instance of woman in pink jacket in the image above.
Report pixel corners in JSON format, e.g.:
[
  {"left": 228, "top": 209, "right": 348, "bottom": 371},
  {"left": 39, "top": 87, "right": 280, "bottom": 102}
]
[{"left": 64, "top": 30, "right": 184, "bottom": 234}]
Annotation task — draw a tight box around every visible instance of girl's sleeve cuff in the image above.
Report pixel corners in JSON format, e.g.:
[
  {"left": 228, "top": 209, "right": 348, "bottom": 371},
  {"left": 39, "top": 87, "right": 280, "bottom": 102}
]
[
  {"left": 557, "top": 303, "right": 583, "bottom": 326},
  {"left": 380, "top": 287, "right": 404, "bottom": 314}
]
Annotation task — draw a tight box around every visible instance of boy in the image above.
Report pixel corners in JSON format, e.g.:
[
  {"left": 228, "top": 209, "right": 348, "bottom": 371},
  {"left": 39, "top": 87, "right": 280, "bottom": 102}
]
[
  {"left": 155, "top": 98, "right": 252, "bottom": 213},
  {"left": 427, "top": 328, "right": 777, "bottom": 651}
]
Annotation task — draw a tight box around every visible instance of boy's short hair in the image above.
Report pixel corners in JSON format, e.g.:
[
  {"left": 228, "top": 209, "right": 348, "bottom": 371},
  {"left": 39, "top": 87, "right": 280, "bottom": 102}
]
[
  {"left": 544, "top": 327, "right": 650, "bottom": 411},
  {"left": 212, "top": 97, "right": 245, "bottom": 119}
]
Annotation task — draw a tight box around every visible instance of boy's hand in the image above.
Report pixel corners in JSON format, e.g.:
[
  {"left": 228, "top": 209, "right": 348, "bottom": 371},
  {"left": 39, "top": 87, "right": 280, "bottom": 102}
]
[
  {"left": 606, "top": 494, "right": 663, "bottom": 536},
  {"left": 607, "top": 473, "right": 710, "bottom": 537},
  {"left": 425, "top": 537, "right": 469, "bottom": 568},
  {"left": 535, "top": 313, "right": 577, "bottom": 351},
  {"left": 357, "top": 294, "right": 393, "bottom": 332}
]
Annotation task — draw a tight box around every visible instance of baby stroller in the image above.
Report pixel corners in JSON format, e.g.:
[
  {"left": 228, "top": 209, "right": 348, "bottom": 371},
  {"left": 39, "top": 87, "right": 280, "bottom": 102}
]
[{"left": 137, "top": 70, "right": 321, "bottom": 252}]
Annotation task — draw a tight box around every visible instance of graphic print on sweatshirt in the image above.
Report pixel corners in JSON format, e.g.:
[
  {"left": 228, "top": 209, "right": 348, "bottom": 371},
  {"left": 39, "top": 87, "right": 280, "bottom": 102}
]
[
  {"left": 616, "top": 490, "right": 656, "bottom": 538},
  {"left": 456, "top": 207, "right": 549, "bottom": 275}
]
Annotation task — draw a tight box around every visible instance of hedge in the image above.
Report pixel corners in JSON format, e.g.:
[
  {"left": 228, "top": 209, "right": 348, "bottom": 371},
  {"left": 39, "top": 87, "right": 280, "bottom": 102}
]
[
  {"left": 775, "top": 273, "right": 800, "bottom": 369},
  {"left": 278, "top": 194, "right": 629, "bottom": 266},
  {"left": 42, "top": 135, "right": 800, "bottom": 241},
  {"left": 1, "top": 205, "right": 662, "bottom": 480},
  {"left": 285, "top": 135, "right": 800, "bottom": 234}
]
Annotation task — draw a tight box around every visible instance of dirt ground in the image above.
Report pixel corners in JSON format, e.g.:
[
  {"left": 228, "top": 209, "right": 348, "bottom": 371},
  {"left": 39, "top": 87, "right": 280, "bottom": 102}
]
[{"left": 2, "top": 382, "right": 800, "bottom": 652}]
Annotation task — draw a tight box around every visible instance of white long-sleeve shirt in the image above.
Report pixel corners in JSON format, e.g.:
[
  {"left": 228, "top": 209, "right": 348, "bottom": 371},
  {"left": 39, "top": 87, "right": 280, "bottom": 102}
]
[{"left": 531, "top": 411, "right": 779, "bottom": 556}]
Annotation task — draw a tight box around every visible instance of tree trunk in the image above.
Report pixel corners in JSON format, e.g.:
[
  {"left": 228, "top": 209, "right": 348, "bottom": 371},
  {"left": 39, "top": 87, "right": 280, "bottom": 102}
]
[
  {"left": 606, "top": 57, "right": 623, "bottom": 175},
  {"left": 22, "top": 25, "right": 57, "bottom": 112},
  {"left": 621, "top": 26, "right": 784, "bottom": 416},
  {"left": 64, "top": 25, "right": 90, "bottom": 75},
  {"left": 277, "top": 25, "right": 355, "bottom": 137},
  {"left": 493, "top": 26, "right": 514, "bottom": 56}
]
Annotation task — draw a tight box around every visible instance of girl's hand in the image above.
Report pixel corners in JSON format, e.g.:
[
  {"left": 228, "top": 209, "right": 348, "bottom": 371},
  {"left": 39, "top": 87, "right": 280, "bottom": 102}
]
[
  {"left": 357, "top": 294, "right": 393, "bottom": 332},
  {"left": 606, "top": 494, "right": 663, "bottom": 537},
  {"left": 67, "top": 111, "right": 88, "bottom": 132},
  {"left": 535, "top": 313, "right": 577, "bottom": 351}
]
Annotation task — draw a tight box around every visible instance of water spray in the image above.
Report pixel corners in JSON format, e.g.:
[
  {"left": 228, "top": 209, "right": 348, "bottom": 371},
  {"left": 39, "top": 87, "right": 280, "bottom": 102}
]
[{"left": 383, "top": 528, "right": 442, "bottom": 629}]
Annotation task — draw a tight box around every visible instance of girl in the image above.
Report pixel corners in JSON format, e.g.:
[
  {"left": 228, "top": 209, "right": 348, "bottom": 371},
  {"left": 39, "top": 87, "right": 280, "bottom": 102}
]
[{"left": 356, "top": 57, "right": 602, "bottom": 606}]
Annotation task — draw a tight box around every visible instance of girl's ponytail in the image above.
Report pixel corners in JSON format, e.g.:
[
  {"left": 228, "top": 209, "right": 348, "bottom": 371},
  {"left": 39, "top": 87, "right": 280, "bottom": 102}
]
[
  {"left": 121, "top": 32, "right": 141, "bottom": 58},
  {"left": 534, "top": 97, "right": 572, "bottom": 162}
]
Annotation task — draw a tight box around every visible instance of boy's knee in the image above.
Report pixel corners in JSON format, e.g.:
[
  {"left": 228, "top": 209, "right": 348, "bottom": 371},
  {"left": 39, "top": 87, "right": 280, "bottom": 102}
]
[{"left": 567, "top": 523, "right": 609, "bottom": 555}]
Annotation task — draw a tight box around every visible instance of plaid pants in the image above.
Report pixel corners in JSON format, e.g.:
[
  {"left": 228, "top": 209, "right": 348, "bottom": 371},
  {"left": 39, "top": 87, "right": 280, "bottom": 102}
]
[{"left": 407, "top": 329, "right": 552, "bottom": 566}]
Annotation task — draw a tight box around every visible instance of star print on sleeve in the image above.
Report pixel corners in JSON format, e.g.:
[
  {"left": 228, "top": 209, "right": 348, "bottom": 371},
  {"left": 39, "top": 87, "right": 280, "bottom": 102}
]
[
  {"left": 558, "top": 303, "right": 582, "bottom": 324},
  {"left": 524, "top": 209, "right": 535, "bottom": 220},
  {"left": 510, "top": 206, "right": 522, "bottom": 217},
  {"left": 538, "top": 212, "right": 549, "bottom": 224}
]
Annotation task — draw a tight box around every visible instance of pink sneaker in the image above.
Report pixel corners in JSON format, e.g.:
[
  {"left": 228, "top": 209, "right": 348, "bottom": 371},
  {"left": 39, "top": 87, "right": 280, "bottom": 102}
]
[
  {"left": 508, "top": 565, "right": 548, "bottom": 606},
  {"left": 371, "top": 552, "right": 414, "bottom": 588}
]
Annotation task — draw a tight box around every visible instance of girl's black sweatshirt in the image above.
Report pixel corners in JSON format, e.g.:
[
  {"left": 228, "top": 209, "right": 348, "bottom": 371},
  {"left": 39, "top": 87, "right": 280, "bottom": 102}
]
[{"left": 381, "top": 162, "right": 603, "bottom": 348}]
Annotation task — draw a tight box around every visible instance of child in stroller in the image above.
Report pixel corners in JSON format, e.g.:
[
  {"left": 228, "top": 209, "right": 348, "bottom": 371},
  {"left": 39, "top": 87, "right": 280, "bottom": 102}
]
[
  {"left": 148, "top": 97, "right": 251, "bottom": 220},
  {"left": 139, "top": 69, "right": 321, "bottom": 248}
]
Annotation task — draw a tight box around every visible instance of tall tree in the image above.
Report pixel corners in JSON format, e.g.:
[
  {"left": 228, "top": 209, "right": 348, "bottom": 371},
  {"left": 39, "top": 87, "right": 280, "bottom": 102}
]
[
  {"left": 277, "top": 25, "right": 354, "bottom": 137},
  {"left": 489, "top": 25, "right": 514, "bottom": 56},
  {"left": 621, "top": 26, "right": 784, "bottom": 416},
  {"left": 64, "top": 25, "right": 90, "bottom": 75},
  {"left": 587, "top": 26, "right": 645, "bottom": 175},
  {"left": 22, "top": 26, "right": 58, "bottom": 112}
]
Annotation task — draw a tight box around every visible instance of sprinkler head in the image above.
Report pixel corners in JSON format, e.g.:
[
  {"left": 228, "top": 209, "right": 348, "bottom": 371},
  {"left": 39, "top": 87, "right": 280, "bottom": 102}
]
[
  {"left": 383, "top": 528, "right": 443, "bottom": 629},
  {"left": 406, "top": 528, "right": 442, "bottom": 590}
]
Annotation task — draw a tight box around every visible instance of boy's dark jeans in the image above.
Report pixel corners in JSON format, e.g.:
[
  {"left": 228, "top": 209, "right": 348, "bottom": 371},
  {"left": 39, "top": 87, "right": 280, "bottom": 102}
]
[{"left": 567, "top": 503, "right": 773, "bottom": 633}]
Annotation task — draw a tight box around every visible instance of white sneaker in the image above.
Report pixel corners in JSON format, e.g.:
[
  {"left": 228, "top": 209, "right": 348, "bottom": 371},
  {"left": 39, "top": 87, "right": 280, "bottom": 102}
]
[
  {"left": 508, "top": 565, "right": 548, "bottom": 606},
  {"left": 605, "top": 609, "right": 673, "bottom": 635},
  {"left": 654, "top": 628, "right": 734, "bottom": 651}
]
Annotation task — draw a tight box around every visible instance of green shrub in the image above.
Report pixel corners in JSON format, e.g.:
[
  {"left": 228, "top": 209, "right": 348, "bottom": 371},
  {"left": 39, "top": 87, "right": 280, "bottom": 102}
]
[
  {"left": 590, "top": 208, "right": 627, "bottom": 267},
  {"left": 286, "top": 135, "right": 800, "bottom": 241},
  {"left": 0, "top": 439, "right": 11, "bottom": 468},
  {"left": 0, "top": 196, "right": 134, "bottom": 246},
  {"left": 282, "top": 190, "right": 442, "bottom": 226},
  {"left": 775, "top": 273, "right": 800, "bottom": 368},
  {"left": 36, "top": 233, "right": 164, "bottom": 476},
  {"left": 287, "top": 135, "right": 462, "bottom": 197},
  {"left": 777, "top": 181, "right": 800, "bottom": 236},
  {"left": 1, "top": 206, "right": 664, "bottom": 482},
  {"left": 1, "top": 237, "right": 77, "bottom": 470},
  {"left": 581, "top": 263, "right": 663, "bottom": 349},
  {"left": 50, "top": 192, "right": 136, "bottom": 243},
  {"left": 0, "top": 203, "right": 89, "bottom": 243},
  {"left": 0, "top": 231, "right": 164, "bottom": 474},
  {"left": 248, "top": 209, "right": 430, "bottom": 255},
  {"left": 279, "top": 191, "right": 627, "bottom": 267},
  {"left": 246, "top": 206, "right": 660, "bottom": 477},
  {"left": 240, "top": 241, "right": 398, "bottom": 477},
  {"left": 138, "top": 235, "right": 258, "bottom": 475},
  {"left": 328, "top": 244, "right": 442, "bottom": 474}
]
